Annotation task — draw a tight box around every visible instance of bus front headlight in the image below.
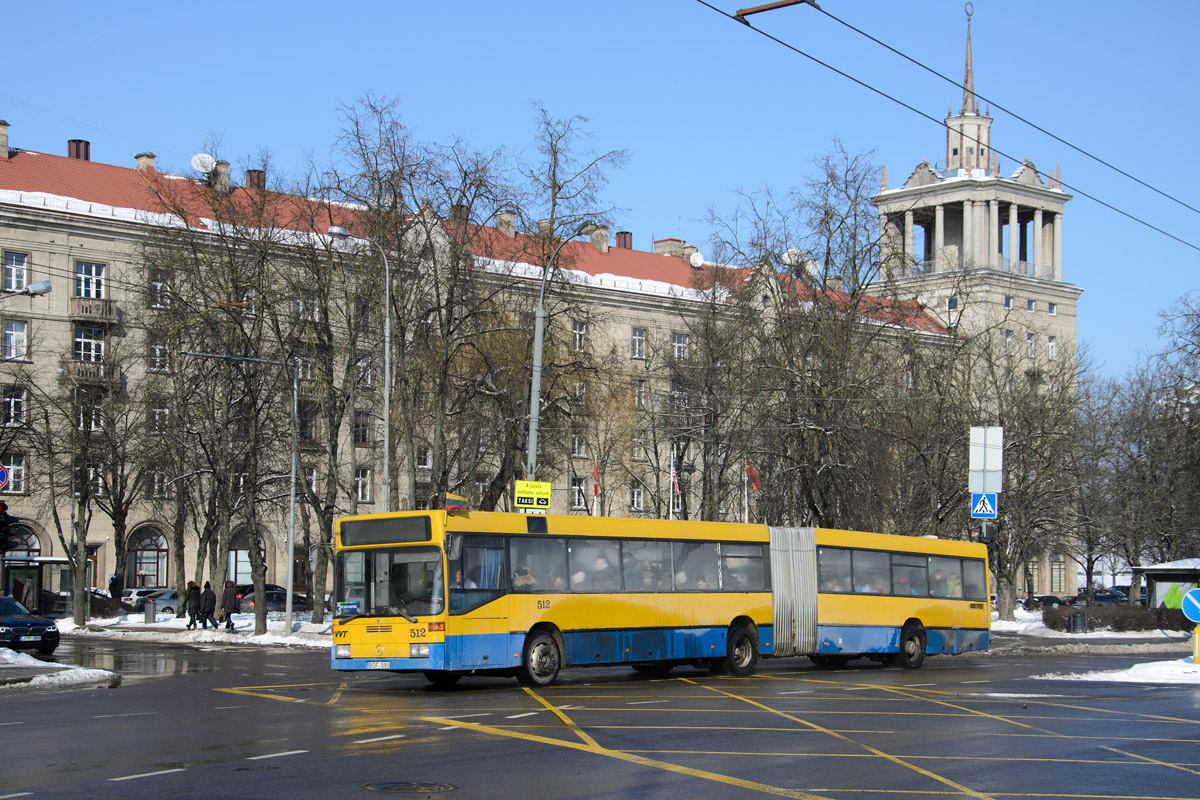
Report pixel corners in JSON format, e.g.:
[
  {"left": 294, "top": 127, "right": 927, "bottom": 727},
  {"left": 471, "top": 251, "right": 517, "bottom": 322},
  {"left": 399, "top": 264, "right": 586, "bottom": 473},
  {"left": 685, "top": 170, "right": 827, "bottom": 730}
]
[
  {"left": 334, "top": 644, "right": 351, "bottom": 659},
  {"left": 409, "top": 643, "right": 430, "bottom": 658}
]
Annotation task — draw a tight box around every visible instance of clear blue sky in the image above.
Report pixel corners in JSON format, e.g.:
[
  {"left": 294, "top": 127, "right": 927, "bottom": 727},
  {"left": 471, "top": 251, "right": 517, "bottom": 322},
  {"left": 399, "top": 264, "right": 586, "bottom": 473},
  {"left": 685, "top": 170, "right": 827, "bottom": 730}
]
[{"left": 6, "top": 1, "right": 1196, "bottom": 378}]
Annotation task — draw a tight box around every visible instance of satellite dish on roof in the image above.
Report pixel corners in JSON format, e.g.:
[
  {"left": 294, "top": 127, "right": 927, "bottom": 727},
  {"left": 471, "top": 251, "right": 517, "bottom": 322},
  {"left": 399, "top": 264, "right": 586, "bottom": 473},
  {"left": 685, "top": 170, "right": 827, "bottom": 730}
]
[
  {"left": 689, "top": 251, "right": 705, "bottom": 269},
  {"left": 782, "top": 247, "right": 804, "bottom": 267},
  {"left": 191, "top": 153, "right": 216, "bottom": 174}
]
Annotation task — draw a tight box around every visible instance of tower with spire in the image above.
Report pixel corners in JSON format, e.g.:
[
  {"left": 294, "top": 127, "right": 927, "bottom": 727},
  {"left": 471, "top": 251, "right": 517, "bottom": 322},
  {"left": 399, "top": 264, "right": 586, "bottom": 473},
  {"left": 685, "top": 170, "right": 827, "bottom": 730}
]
[{"left": 871, "top": 5, "right": 1081, "bottom": 353}]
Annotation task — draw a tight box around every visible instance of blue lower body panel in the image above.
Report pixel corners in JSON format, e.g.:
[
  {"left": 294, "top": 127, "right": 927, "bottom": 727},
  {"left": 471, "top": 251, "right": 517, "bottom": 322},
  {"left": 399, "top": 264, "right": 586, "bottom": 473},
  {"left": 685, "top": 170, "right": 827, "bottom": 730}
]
[{"left": 816, "top": 625, "right": 989, "bottom": 656}]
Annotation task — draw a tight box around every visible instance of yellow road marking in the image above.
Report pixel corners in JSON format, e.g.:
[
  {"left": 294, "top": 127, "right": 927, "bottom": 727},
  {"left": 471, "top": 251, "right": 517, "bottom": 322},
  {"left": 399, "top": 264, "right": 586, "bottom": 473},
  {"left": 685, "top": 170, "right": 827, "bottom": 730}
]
[
  {"left": 1102, "top": 747, "right": 1200, "bottom": 777},
  {"left": 684, "top": 678, "right": 996, "bottom": 800},
  {"left": 213, "top": 683, "right": 319, "bottom": 703},
  {"left": 326, "top": 681, "right": 347, "bottom": 706},
  {"left": 423, "top": 715, "right": 834, "bottom": 800},
  {"left": 521, "top": 686, "right": 601, "bottom": 748}
]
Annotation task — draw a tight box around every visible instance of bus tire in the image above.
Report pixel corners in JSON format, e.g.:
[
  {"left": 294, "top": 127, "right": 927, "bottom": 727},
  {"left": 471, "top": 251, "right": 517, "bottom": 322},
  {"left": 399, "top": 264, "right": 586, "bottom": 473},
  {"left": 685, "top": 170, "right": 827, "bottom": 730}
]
[
  {"left": 893, "top": 623, "right": 927, "bottom": 669},
  {"left": 724, "top": 625, "right": 759, "bottom": 677},
  {"left": 423, "top": 671, "right": 462, "bottom": 688},
  {"left": 518, "top": 631, "right": 561, "bottom": 687}
]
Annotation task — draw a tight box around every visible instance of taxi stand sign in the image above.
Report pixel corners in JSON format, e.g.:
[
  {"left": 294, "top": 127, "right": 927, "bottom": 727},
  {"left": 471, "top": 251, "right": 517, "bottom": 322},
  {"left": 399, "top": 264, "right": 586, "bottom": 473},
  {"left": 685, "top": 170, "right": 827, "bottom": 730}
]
[
  {"left": 514, "top": 480, "right": 552, "bottom": 514},
  {"left": 1182, "top": 588, "right": 1200, "bottom": 664}
]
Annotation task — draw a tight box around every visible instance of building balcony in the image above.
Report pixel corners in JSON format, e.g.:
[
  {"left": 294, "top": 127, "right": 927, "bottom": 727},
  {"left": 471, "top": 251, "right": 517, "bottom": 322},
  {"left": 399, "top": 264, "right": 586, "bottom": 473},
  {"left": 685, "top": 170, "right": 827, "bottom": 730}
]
[
  {"left": 59, "top": 357, "right": 119, "bottom": 384},
  {"left": 69, "top": 296, "right": 117, "bottom": 324}
]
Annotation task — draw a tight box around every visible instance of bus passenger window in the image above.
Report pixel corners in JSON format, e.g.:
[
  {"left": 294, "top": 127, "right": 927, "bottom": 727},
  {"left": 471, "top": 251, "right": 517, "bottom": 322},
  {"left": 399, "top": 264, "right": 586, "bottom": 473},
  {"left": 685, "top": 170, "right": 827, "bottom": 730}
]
[
  {"left": 818, "top": 548, "right": 851, "bottom": 593},
  {"left": 673, "top": 541, "right": 719, "bottom": 592},
  {"left": 567, "top": 539, "right": 622, "bottom": 591},
  {"left": 623, "top": 540, "right": 670, "bottom": 592},
  {"left": 962, "top": 559, "right": 986, "bottom": 600},
  {"left": 721, "top": 544, "right": 765, "bottom": 591},
  {"left": 892, "top": 554, "right": 927, "bottom": 596},
  {"left": 928, "top": 556, "right": 963, "bottom": 598},
  {"left": 509, "top": 536, "right": 568, "bottom": 592},
  {"left": 852, "top": 550, "right": 891, "bottom": 594}
]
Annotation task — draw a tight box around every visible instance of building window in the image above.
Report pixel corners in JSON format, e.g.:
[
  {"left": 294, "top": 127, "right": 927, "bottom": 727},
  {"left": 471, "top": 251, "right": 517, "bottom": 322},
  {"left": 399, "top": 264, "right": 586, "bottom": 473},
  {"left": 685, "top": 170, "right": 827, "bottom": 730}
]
[
  {"left": 2, "top": 526, "right": 38, "bottom": 559},
  {"left": 148, "top": 333, "right": 170, "bottom": 372},
  {"left": 570, "top": 477, "right": 586, "bottom": 509},
  {"left": 79, "top": 465, "right": 104, "bottom": 498},
  {"left": 1004, "top": 329, "right": 1013, "bottom": 353},
  {"left": 355, "top": 468, "right": 373, "bottom": 503},
  {"left": 947, "top": 296, "right": 958, "bottom": 312},
  {"left": 304, "top": 466, "right": 318, "bottom": 494},
  {"left": 295, "top": 350, "right": 314, "bottom": 381},
  {"left": 151, "top": 469, "right": 170, "bottom": 499},
  {"left": 630, "top": 481, "right": 644, "bottom": 511},
  {"left": 74, "top": 326, "right": 105, "bottom": 362},
  {"left": 416, "top": 446, "right": 432, "bottom": 469},
  {"left": 3, "top": 252, "right": 27, "bottom": 293},
  {"left": 1, "top": 453, "right": 25, "bottom": 494},
  {"left": 631, "top": 327, "right": 646, "bottom": 360},
  {"left": 353, "top": 410, "right": 371, "bottom": 445},
  {"left": 572, "top": 320, "right": 586, "bottom": 351},
  {"left": 75, "top": 389, "right": 103, "bottom": 432},
  {"left": 1003, "top": 295, "right": 1012, "bottom": 310},
  {"left": 1048, "top": 302, "right": 1057, "bottom": 316},
  {"left": 149, "top": 400, "right": 170, "bottom": 434},
  {"left": 354, "top": 353, "right": 373, "bottom": 386},
  {"left": 2, "top": 386, "right": 25, "bottom": 426},
  {"left": 572, "top": 431, "right": 587, "bottom": 458},
  {"left": 1050, "top": 556, "right": 1065, "bottom": 594},
  {"left": 1026, "top": 298, "right": 1035, "bottom": 313},
  {"left": 1048, "top": 335, "right": 1057, "bottom": 360},
  {"left": 1026, "top": 332, "right": 1035, "bottom": 358},
  {"left": 633, "top": 379, "right": 646, "bottom": 410},
  {"left": 298, "top": 401, "right": 319, "bottom": 442},
  {"left": 149, "top": 269, "right": 170, "bottom": 308},
  {"left": 632, "top": 430, "right": 646, "bottom": 461},
  {"left": 127, "top": 528, "right": 168, "bottom": 588},
  {"left": 75, "top": 261, "right": 105, "bottom": 299},
  {"left": 2, "top": 320, "right": 28, "bottom": 360},
  {"left": 672, "top": 332, "right": 689, "bottom": 361},
  {"left": 294, "top": 290, "right": 318, "bottom": 322}
]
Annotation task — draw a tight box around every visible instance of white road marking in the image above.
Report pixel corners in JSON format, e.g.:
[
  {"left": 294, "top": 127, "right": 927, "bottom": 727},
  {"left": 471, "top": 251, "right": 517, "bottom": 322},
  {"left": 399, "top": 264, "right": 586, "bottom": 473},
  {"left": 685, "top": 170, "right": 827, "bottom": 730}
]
[
  {"left": 505, "top": 712, "right": 539, "bottom": 719},
  {"left": 627, "top": 700, "right": 668, "bottom": 705},
  {"left": 778, "top": 690, "right": 814, "bottom": 694},
  {"left": 354, "top": 734, "right": 406, "bottom": 743},
  {"left": 93, "top": 712, "right": 155, "bottom": 719},
  {"left": 440, "top": 713, "right": 492, "bottom": 719},
  {"left": 0, "top": 722, "right": 26, "bottom": 726},
  {"left": 109, "top": 768, "right": 187, "bottom": 782},
  {"left": 0, "top": 792, "right": 34, "bottom": 798},
  {"left": 246, "top": 750, "right": 308, "bottom": 760}
]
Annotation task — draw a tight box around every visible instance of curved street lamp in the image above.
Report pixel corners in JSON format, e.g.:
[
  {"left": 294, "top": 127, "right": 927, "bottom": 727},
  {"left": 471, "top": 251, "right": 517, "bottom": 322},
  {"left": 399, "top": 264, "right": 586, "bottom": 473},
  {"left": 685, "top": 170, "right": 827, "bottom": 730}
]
[
  {"left": 0, "top": 280, "right": 51, "bottom": 300},
  {"left": 525, "top": 220, "right": 597, "bottom": 482},
  {"left": 327, "top": 226, "right": 392, "bottom": 513}
]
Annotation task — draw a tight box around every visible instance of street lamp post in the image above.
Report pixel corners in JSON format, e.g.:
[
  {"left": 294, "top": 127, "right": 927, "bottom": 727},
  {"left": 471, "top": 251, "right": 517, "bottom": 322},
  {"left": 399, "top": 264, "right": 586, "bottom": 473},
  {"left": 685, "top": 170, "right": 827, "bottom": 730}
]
[
  {"left": 525, "top": 220, "right": 597, "bottom": 482},
  {"left": 0, "top": 280, "right": 52, "bottom": 301},
  {"left": 327, "top": 226, "right": 392, "bottom": 512}
]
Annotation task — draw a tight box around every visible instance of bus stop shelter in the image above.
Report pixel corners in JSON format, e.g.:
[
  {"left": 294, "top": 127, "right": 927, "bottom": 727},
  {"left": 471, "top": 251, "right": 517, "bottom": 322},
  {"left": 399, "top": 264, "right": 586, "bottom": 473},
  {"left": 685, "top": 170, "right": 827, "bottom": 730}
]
[{"left": 1131, "top": 558, "right": 1200, "bottom": 609}]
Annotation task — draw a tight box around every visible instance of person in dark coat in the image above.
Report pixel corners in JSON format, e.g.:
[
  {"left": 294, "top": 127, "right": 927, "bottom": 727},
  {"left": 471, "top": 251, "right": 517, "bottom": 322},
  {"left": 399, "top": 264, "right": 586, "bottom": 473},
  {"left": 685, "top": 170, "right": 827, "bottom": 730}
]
[
  {"left": 185, "top": 581, "right": 202, "bottom": 630},
  {"left": 221, "top": 579, "right": 238, "bottom": 631},
  {"left": 200, "top": 581, "right": 218, "bottom": 629}
]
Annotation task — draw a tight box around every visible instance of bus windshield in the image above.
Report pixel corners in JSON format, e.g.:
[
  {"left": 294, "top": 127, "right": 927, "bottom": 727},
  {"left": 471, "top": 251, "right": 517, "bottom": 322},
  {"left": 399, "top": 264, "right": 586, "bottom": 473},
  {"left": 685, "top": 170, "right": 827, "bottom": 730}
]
[{"left": 334, "top": 546, "right": 444, "bottom": 619}]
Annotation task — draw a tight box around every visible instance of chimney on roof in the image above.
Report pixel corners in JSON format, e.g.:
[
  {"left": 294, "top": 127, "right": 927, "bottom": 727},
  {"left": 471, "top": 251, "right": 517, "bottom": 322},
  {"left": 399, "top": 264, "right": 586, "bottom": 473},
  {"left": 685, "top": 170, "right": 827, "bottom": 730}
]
[
  {"left": 211, "top": 160, "right": 231, "bottom": 193},
  {"left": 537, "top": 218, "right": 552, "bottom": 237},
  {"left": 450, "top": 202, "right": 467, "bottom": 225},
  {"left": 496, "top": 209, "right": 516, "bottom": 238},
  {"left": 824, "top": 275, "right": 843, "bottom": 293},
  {"left": 590, "top": 225, "right": 609, "bottom": 254},
  {"left": 654, "top": 238, "right": 684, "bottom": 257},
  {"left": 67, "top": 139, "right": 91, "bottom": 161},
  {"left": 245, "top": 169, "right": 265, "bottom": 191},
  {"left": 0, "top": 120, "right": 8, "bottom": 160},
  {"left": 135, "top": 151, "right": 156, "bottom": 172},
  {"left": 615, "top": 231, "right": 633, "bottom": 250}
]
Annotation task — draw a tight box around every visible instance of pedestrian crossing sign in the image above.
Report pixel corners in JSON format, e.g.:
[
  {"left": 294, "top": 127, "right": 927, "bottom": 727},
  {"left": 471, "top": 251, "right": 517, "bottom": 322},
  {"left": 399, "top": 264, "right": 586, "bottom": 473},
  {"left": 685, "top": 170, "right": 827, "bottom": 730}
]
[{"left": 971, "top": 492, "right": 997, "bottom": 519}]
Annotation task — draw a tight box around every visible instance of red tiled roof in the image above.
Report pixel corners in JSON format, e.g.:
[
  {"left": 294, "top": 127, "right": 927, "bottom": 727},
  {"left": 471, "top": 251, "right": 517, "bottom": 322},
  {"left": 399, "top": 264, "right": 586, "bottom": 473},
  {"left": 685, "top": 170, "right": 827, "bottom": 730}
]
[{"left": 0, "top": 147, "right": 945, "bottom": 336}]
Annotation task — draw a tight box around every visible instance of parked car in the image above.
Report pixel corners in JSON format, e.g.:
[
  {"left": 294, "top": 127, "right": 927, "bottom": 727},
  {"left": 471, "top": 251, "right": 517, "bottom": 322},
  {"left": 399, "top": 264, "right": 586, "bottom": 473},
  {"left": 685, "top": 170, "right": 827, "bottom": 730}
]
[
  {"left": 233, "top": 583, "right": 286, "bottom": 611},
  {"left": 122, "top": 588, "right": 160, "bottom": 611},
  {"left": 0, "top": 595, "right": 60, "bottom": 655},
  {"left": 245, "top": 590, "right": 310, "bottom": 613},
  {"left": 1072, "top": 590, "right": 1129, "bottom": 606},
  {"left": 1029, "top": 594, "right": 1067, "bottom": 608},
  {"left": 143, "top": 589, "right": 181, "bottom": 614}
]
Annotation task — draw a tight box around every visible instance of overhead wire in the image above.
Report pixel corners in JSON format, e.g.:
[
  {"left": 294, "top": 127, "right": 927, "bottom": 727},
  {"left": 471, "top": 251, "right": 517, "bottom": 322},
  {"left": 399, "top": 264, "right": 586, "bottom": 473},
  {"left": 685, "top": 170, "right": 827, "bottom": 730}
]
[{"left": 693, "top": 0, "right": 1200, "bottom": 254}]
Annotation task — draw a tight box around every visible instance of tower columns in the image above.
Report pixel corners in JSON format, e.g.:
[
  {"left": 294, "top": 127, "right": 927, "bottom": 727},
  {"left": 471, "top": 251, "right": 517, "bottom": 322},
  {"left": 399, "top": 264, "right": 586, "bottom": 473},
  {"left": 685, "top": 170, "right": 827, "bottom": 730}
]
[
  {"left": 934, "top": 203, "right": 945, "bottom": 273},
  {"left": 1008, "top": 203, "right": 1019, "bottom": 272},
  {"left": 1053, "top": 212, "right": 1063, "bottom": 282},
  {"left": 1033, "top": 208, "right": 1044, "bottom": 277},
  {"left": 904, "top": 210, "right": 914, "bottom": 273},
  {"left": 989, "top": 199, "right": 1000, "bottom": 269},
  {"left": 962, "top": 200, "right": 973, "bottom": 268}
]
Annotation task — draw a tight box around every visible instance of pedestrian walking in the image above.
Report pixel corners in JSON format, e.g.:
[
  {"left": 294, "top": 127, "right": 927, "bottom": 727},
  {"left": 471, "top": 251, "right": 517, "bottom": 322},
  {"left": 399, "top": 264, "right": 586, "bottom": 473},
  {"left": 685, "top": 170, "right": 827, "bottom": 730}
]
[
  {"left": 185, "top": 581, "right": 202, "bottom": 630},
  {"left": 220, "top": 579, "right": 238, "bottom": 631},
  {"left": 200, "top": 581, "right": 218, "bottom": 629}
]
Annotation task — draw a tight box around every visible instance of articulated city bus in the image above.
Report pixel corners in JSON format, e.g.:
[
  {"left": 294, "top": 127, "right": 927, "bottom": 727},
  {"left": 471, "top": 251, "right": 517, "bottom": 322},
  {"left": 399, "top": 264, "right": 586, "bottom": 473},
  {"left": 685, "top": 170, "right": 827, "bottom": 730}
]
[{"left": 330, "top": 510, "right": 989, "bottom": 686}]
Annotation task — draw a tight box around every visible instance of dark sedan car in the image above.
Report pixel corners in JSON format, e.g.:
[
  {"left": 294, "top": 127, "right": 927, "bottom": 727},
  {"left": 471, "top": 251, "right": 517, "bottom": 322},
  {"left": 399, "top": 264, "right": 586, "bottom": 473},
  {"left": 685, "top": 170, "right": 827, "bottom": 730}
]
[
  {"left": 233, "top": 583, "right": 286, "bottom": 612},
  {"left": 0, "top": 596, "right": 60, "bottom": 655},
  {"left": 1072, "top": 590, "right": 1129, "bottom": 606},
  {"left": 245, "top": 590, "right": 310, "bottom": 613},
  {"left": 1029, "top": 594, "right": 1067, "bottom": 608}
]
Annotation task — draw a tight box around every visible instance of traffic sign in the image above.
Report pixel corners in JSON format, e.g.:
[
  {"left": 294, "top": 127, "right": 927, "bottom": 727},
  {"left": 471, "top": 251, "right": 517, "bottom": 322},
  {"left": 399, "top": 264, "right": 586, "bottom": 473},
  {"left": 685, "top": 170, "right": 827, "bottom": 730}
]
[
  {"left": 1182, "top": 588, "right": 1200, "bottom": 624},
  {"left": 514, "top": 480, "right": 552, "bottom": 513},
  {"left": 970, "top": 492, "right": 997, "bottom": 519},
  {"left": 0, "top": 464, "right": 7, "bottom": 489}
]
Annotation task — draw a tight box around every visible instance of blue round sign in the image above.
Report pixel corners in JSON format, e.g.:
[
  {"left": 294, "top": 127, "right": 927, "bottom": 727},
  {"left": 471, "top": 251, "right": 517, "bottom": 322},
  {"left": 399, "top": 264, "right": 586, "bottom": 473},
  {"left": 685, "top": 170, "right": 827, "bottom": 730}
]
[
  {"left": 0, "top": 463, "right": 8, "bottom": 489},
  {"left": 1182, "top": 588, "right": 1200, "bottom": 624}
]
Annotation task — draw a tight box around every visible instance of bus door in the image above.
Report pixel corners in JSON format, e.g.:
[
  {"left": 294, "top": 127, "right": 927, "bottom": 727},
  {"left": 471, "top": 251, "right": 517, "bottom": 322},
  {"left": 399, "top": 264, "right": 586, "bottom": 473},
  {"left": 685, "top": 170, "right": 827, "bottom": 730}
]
[
  {"left": 769, "top": 527, "right": 818, "bottom": 656},
  {"left": 448, "top": 535, "right": 509, "bottom": 669}
]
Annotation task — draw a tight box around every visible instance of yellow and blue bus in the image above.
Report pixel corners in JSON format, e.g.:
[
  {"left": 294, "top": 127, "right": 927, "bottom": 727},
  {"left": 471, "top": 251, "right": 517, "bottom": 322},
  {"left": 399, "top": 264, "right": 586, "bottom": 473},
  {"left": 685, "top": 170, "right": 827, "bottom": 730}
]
[{"left": 330, "top": 510, "right": 989, "bottom": 686}]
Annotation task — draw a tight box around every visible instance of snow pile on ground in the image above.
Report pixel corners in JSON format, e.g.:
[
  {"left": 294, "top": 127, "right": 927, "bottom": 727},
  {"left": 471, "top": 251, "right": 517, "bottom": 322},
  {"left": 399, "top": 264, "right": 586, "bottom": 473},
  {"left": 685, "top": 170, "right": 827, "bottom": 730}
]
[
  {"left": 1033, "top": 658, "right": 1199, "bottom": 684},
  {"left": 57, "top": 611, "right": 332, "bottom": 649},
  {"left": 992, "top": 607, "right": 1191, "bottom": 640},
  {"left": 1, "top": 647, "right": 120, "bottom": 689}
]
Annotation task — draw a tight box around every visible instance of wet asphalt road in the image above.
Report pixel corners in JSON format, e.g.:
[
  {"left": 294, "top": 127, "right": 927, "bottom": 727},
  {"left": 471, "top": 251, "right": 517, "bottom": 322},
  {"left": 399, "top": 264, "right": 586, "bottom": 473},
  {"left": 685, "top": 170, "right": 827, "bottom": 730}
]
[{"left": 2, "top": 633, "right": 1197, "bottom": 799}]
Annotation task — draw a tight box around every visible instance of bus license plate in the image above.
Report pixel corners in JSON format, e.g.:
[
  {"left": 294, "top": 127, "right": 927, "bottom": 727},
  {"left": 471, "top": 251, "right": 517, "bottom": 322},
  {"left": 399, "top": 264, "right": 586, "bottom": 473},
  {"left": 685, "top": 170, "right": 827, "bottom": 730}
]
[{"left": 367, "top": 660, "right": 389, "bottom": 669}]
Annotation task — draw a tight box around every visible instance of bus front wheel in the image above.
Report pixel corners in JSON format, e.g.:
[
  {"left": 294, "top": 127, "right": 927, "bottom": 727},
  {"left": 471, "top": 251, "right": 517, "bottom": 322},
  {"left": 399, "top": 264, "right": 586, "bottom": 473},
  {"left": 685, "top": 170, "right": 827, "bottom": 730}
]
[
  {"left": 890, "top": 623, "right": 926, "bottom": 669},
  {"left": 518, "top": 631, "right": 561, "bottom": 687},
  {"left": 723, "top": 625, "right": 759, "bottom": 677}
]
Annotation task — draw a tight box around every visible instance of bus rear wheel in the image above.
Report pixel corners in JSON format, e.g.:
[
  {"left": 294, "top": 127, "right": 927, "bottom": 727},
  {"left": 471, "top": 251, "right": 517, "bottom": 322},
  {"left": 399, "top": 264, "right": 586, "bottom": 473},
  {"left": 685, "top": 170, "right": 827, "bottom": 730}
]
[
  {"left": 518, "top": 631, "right": 561, "bottom": 687},
  {"left": 723, "top": 625, "right": 759, "bottom": 677},
  {"left": 423, "top": 671, "right": 462, "bottom": 688},
  {"left": 889, "top": 623, "right": 926, "bottom": 669}
]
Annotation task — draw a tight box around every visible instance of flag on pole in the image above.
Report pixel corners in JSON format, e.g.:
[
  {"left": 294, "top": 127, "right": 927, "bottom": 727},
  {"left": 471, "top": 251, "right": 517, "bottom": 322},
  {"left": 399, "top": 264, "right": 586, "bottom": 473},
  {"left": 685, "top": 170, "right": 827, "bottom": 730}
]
[
  {"left": 671, "top": 458, "right": 680, "bottom": 496},
  {"left": 593, "top": 458, "right": 600, "bottom": 496},
  {"left": 746, "top": 461, "right": 762, "bottom": 492},
  {"left": 444, "top": 493, "right": 469, "bottom": 512}
]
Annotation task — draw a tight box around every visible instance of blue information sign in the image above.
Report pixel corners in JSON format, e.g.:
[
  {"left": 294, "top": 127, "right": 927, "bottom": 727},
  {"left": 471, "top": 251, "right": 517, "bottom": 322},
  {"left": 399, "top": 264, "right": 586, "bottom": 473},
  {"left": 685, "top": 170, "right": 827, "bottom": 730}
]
[
  {"left": 970, "top": 492, "right": 997, "bottom": 519},
  {"left": 1182, "top": 589, "right": 1200, "bottom": 624}
]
